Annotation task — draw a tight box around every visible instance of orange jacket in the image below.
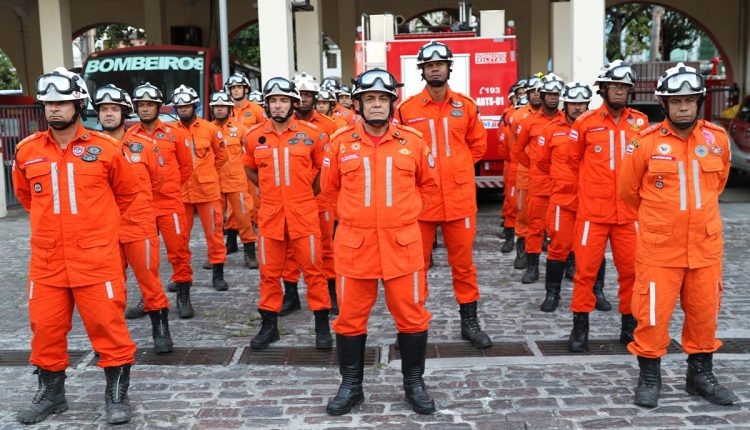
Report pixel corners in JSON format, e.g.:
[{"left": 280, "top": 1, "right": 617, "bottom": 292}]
[
  {"left": 507, "top": 104, "right": 535, "bottom": 188},
  {"left": 125, "top": 120, "right": 193, "bottom": 215},
  {"left": 496, "top": 106, "right": 514, "bottom": 160},
  {"left": 619, "top": 120, "right": 730, "bottom": 268},
  {"left": 233, "top": 99, "right": 265, "bottom": 128},
  {"left": 322, "top": 122, "right": 439, "bottom": 280},
  {"left": 12, "top": 125, "right": 140, "bottom": 286},
  {"left": 295, "top": 111, "right": 339, "bottom": 212},
  {"left": 568, "top": 104, "right": 648, "bottom": 224},
  {"left": 243, "top": 118, "right": 326, "bottom": 241},
  {"left": 515, "top": 109, "right": 566, "bottom": 196},
  {"left": 214, "top": 119, "right": 248, "bottom": 193},
  {"left": 327, "top": 114, "right": 348, "bottom": 131},
  {"left": 539, "top": 117, "right": 578, "bottom": 210},
  {"left": 396, "top": 86, "right": 487, "bottom": 221},
  {"left": 175, "top": 117, "right": 226, "bottom": 203},
  {"left": 297, "top": 110, "right": 338, "bottom": 136},
  {"left": 332, "top": 105, "right": 356, "bottom": 127},
  {"left": 118, "top": 132, "right": 162, "bottom": 242}
]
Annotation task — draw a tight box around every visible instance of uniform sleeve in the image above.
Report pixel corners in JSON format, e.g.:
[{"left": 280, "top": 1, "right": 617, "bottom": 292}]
[
  {"left": 416, "top": 140, "right": 439, "bottom": 210},
  {"left": 321, "top": 140, "right": 340, "bottom": 193},
  {"left": 567, "top": 120, "right": 584, "bottom": 187},
  {"left": 311, "top": 132, "right": 327, "bottom": 171},
  {"left": 513, "top": 120, "right": 531, "bottom": 168},
  {"left": 145, "top": 142, "right": 164, "bottom": 195},
  {"left": 211, "top": 125, "right": 226, "bottom": 170},
  {"left": 618, "top": 138, "right": 647, "bottom": 210},
  {"left": 716, "top": 130, "right": 732, "bottom": 193},
  {"left": 465, "top": 102, "right": 488, "bottom": 163},
  {"left": 173, "top": 129, "right": 194, "bottom": 184},
  {"left": 109, "top": 150, "right": 141, "bottom": 214},
  {"left": 537, "top": 128, "right": 553, "bottom": 174},
  {"left": 11, "top": 153, "right": 31, "bottom": 211},
  {"left": 243, "top": 136, "right": 258, "bottom": 170},
  {"left": 250, "top": 103, "right": 266, "bottom": 121},
  {"left": 550, "top": 141, "right": 577, "bottom": 205}
]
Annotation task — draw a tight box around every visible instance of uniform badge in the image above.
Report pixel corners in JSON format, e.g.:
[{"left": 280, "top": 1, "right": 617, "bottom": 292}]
[
  {"left": 538, "top": 137, "right": 545, "bottom": 146},
  {"left": 264, "top": 128, "right": 271, "bottom": 133},
  {"left": 626, "top": 144, "right": 635, "bottom": 155},
  {"left": 694, "top": 145, "right": 708, "bottom": 157},
  {"left": 450, "top": 109, "right": 464, "bottom": 117},
  {"left": 156, "top": 132, "right": 166, "bottom": 139},
  {"left": 655, "top": 181, "right": 664, "bottom": 189},
  {"left": 394, "top": 130, "right": 401, "bottom": 137},
  {"left": 153, "top": 147, "right": 159, "bottom": 152},
  {"left": 709, "top": 145, "right": 724, "bottom": 156},
  {"left": 229, "top": 126, "right": 237, "bottom": 132},
  {"left": 217, "top": 131, "right": 223, "bottom": 139},
  {"left": 131, "top": 154, "right": 141, "bottom": 162},
  {"left": 244, "top": 112, "right": 252, "bottom": 117},
  {"left": 657, "top": 143, "right": 671, "bottom": 155},
  {"left": 352, "top": 143, "right": 360, "bottom": 151},
  {"left": 702, "top": 130, "right": 716, "bottom": 145},
  {"left": 627, "top": 115, "right": 635, "bottom": 124},
  {"left": 81, "top": 154, "right": 97, "bottom": 162},
  {"left": 340, "top": 144, "right": 346, "bottom": 154},
  {"left": 636, "top": 118, "right": 645, "bottom": 126},
  {"left": 259, "top": 136, "right": 266, "bottom": 144},
  {"left": 33, "top": 183, "right": 42, "bottom": 193},
  {"left": 288, "top": 138, "right": 299, "bottom": 145},
  {"left": 660, "top": 127, "right": 668, "bottom": 135},
  {"left": 86, "top": 145, "right": 103, "bottom": 155},
  {"left": 352, "top": 133, "right": 359, "bottom": 139},
  {"left": 72, "top": 145, "right": 84, "bottom": 157},
  {"left": 399, "top": 148, "right": 410, "bottom": 155},
  {"left": 296, "top": 132, "right": 307, "bottom": 138},
  {"left": 629, "top": 139, "right": 639, "bottom": 149},
  {"left": 230, "top": 133, "right": 238, "bottom": 137},
  {"left": 594, "top": 145, "right": 602, "bottom": 153},
  {"left": 320, "top": 132, "right": 326, "bottom": 141},
  {"left": 130, "top": 143, "right": 144, "bottom": 153},
  {"left": 81, "top": 133, "right": 89, "bottom": 139},
  {"left": 451, "top": 100, "right": 463, "bottom": 108},
  {"left": 427, "top": 153, "right": 435, "bottom": 168},
  {"left": 158, "top": 155, "right": 164, "bottom": 167},
  {"left": 399, "top": 138, "right": 407, "bottom": 145},
  {"left": 304, "top": 138, "right": 314, "bottom": 145}
]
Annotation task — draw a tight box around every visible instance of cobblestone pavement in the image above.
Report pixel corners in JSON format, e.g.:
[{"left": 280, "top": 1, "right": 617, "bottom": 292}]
[{"left": 0, "top": 191, "right": 748, "bottom": 429}]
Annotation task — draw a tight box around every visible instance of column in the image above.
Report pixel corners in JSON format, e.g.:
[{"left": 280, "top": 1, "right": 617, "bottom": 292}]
[
  {"left": 294, "top": 0, "right": 323, "bottom": 77},
  {"left": 571, "top": 0, "right": 605, "bottom": 107},
  {"left": 37, "top": 0, "right": 73, "bottom": 71},
  {"left": 551, "top": 1, "right": 571, "bottom": 81},
  {"left": 143, "top": 0, "right": 167, "bottom": 45},
  {"left": 258, "top": 0, "right": 295, "bottom": 80}
]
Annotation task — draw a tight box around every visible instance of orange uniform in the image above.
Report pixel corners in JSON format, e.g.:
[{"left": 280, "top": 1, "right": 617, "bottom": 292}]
[
  {"left": 323, "top": 122, "right": 438, "bottom": 335},
  {"left": 619, "top": 120, "right": 730, "bottom": 358},
  {"left": 12, "top": 125, "right": 139, "bottom": 371},
  {"left": 508, "top": 105, "right": 535, "bottom": 238},
  {"left": 226, "top": 99, "right": 265, "bottom": 230},
  {"left": 568, "top": 104, "right": 648, "bottom": 314},
  {"left": 332, "top": 105, "right": 356, "bottom": 127},
  {"left": 233, "top": 99, "right": 266, "bottom": 128},
  {"left": 175, "top": 117, "right": 227, "bottom": 265},
  {"left": 514, "top": 109, "right": 565, "bottom": 253},
  {"left": 397, "top": 87, "right": 487, "bottom": 305},
  {"left": 327, "top": 113, "right": 349, "bottom": 131},
  {"left": 118, "top": 132, "right": 170, "bottom": 312},
  {"left": 215, "top": 119, "right": 256, "bottom": 245},
  {"left": 125, "top": 120, "right": 193, "bottom": 283},
  {"left": 498, "top": 106, "right": 517, "bottom": 228},
  {"left": 243, "top": 118, "right": 331, "bottom": 313}
]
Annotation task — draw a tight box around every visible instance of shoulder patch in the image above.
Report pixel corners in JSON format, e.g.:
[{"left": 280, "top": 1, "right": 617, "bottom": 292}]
[
  {"left": 575, "top": 110, "right": 597, "bottom": 123},
  {"left": 454, "top": 92, "right": 477, "bottom": 106},
  {"left": 15, "top": 132, "right": 44, "bottom": 150},
  {"left": 638, "top": 123, "right": 662, "bottom": 137},
  {"left": 298, "top": 120, "right": 319, "bottom": 130},
  {"left": 397, "top": 124, "right": 423, "bottom": 139},
  {"left": 90, "top": 131, "right": 120, "bottom": 147},
  {"left": 330, "top": 125, "right": 353, "bottom": 141},
  {"left": 701, "top": 120, "right": 725, "bottom": 132}
]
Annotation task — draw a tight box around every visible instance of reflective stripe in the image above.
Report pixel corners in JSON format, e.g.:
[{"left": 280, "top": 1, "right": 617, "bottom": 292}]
[
  {"left": 310, "top": 234, "right": 315, "bottom": 263},
  {"left": 272, "top": 148, "right": 280, "bottom": 186},
  {"left": 692, "top": 159, "right": 702, "bottom": 209},
  {"left": 66, "top": 163, "right": 78, "bottom": 215},
  {"left": 340, "top": 276, "right": 345, "bottom": 301},
  {"left": 50, "top": 162, "right": 60, "bottom": 214},
  {"left": 428, "top": 119, "right": 437, "bottom": 155},
  {"left": 29, "top": 280, "right": 34, "bottom": 300},
  {"left": 510, "top": 186, "right": 515, "bottom": 197},
  {"left": 105, "top": 281, "right": 114, "bottom": 299},
  {"left": 465, "top": 217, "right": 470, "bottom": 229},
  {"left": 189, "top": 138, "right": 196, "bottom": 166},
  {"left": 173, "top": 213, "right": 181, "bottom": 234},
  {"left": 145, "top": 238, "right": 151, "bottom": 269},
  {"left": 385, "top": 156, "right": 393, "bottom": 207},
  {"left": 620, "top": 130, "right": 626, "bottom": 160},
  {"left": 260, "top": 236, "right": 266, "bottom": 264},
  {"left": 284, "top": 147, "right": 290, "bottom": 186},
  {"left": 443, "top": 117, "right": 451, "bottom": 157},
  {"left": 517, "top": 189, "right": 523, "bottom": 209},
  {"left": 239, "top": 192, "right": 246, "bottom": 214},
  {"left": 324, "top": 211, "right": 330, "bottom": 222},
  {"left": 581, "top": 221, "right": 590, "bottom": 246},
  {"left": 678, "top": 161, "right": 687, "bottom": 211},
  {"left": 649, "top": 281, "right": 656, "bottom": 326},
  {"left": 554, "top": 205, "right": 560, "bottom": 231},
  {"left": 363, "top": 157, "right": 371, "bottom": 207},
  {"left": 413, "top": 272, "right": 419, "bottom": 303},
  {"left": 608, "top": 130, "right": 615, "bottom": 170},
  {"left": 210, "top": 206, "right": 215, "bottom": 232},
  {"left": 634, "top": 221, "right": 639, "bottom": 232}
]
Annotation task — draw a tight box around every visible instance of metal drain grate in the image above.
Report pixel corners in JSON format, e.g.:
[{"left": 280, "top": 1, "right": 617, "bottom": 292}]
[
  {"left": 536, "top": 339, "right": 681, "bottom": 356},
  {"left": 238, "top": 346, "right": 380, "bottom": 366},
  {"left": 717, "top": 338, "right": 750, "bottom": 354},
  {"left": 0, "top": 350, "right": 88, "bottom": 367},
  {"left": 389, "top": 342, "right": 533, "bottom": 361},
  {"left": 90, "top": 347, "right": 235, "bottom": 366}
]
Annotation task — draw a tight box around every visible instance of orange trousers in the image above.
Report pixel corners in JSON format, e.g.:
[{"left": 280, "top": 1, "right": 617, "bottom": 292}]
[
  {"left": 515, "top": 188, "right": 529, "bottom": 238},
  {"left": 502, "top": 179, "right": 517, "bottom": 229},
  {"left": 628, "top": 263, "right": 723, "bottom": 359},
  {"left": 27, "top": 280, "right": 136, "bottom": 371},
  {"left": 156, "top": 211, "right": 193, "bottom": 283},
  {"left": 420, "top": 217, "right": 480, "bottom": 304},
  {"left": 221, "top": 191, "right": 257, "bottom": 243},
  {"left": 120, "top": 237, "right": 170, "bottom": 311},
  {"left": 332, "top": 271, "right": 431, "bottom": 336},
  {"left": 525, "top": 194, "right": 549, "bottom": 254},
  {"left": 282, "top": 209, "right": 336, "bottom": 282},
  {"left": 545, "top": 203, "right": 576, "bottom": 262},
  {"left": 570, "top": 220, "right": 637, "bottom": 314},
  {"left": 258, "top": 232, "right": 330, "bottom": 312},
  {"left": 185, "top": 200, "right": 226, "bottom": 265},
  {"left": 226, "top": 183, "right": 260, "bottom": 228}
]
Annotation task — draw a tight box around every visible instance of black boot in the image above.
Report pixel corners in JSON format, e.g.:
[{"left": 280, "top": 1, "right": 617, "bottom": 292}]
[
  {"left": 243, "top": 242, "right": 259, "bottom": 269},
  {"left": 459, "top": 301, "right": 492, "bottom": 348},
  {"left": 594, "top": 259, "right": 611, "bottom": 311},
  {"left": 686, "top": 353, "right": 740, "bottom": 405},
  {"left": 149, "top": 308, "right": 174, "bottom": 354},
  {"left": 398, "top": 331, "right": 436, "bottom": 414},
  {"left": 500, "top": 227, "right": 515, "bottom": 253},
  {"left": 16, "top": 368, "right": 68, "bottom": 424},
  {"left": 175, "top": 282, "right": 194, "bottom": 319},
  {"left": 540, "top": 260, "right": 565, "bottom": 312},
  {"left": 225, "top": 229, "right": 239, "bottom": 254},
  {"left": 314, "top": 310, "right": 333, "bottom": 349},
  {"left": 212, "top": 263, "right": 229, "bottom": 291},
  {"left": 620, "top": 314, "right": 637, "bottom": 344},
  {"left": 167, "top": 281, "right": 177, "bottom": 292},
  {"left": 104, "top": 364, "right": 131, "bottom": 424},
  {"left": 634, "top": 356, "right": 661, "bottom": 408},
  {"left": 328, "top": 278, "right": 339, "bottom": 316},
  {"left": 521, "top": 253, "right": 540, "bottom": 284},
  {"left": 564, "top": 252, "right": 576, "bottom": 280},
  {"left": 250, "top": 309, "right": 280, "bottom": 350},
  {"left": 326, "top": 334, "right": 366, "bottom": 415},
  {"left": 513, "top": 237, "right": 527, "bottom": 269},
  {"left": 279, "top": 281, "right": 301, "bottom": 316},
  {"left": 568, "top": 312, "right": 589, "bottom": 352},
  {"left": 201, "top": 261, "right": 212, "bottom": 270},
  {"left": 124, "top": 298, "right": 146, "bottom": 319}
]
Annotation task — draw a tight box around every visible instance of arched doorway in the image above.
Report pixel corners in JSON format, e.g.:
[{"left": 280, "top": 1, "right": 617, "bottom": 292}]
[
  {"left": 0, "top": 49, "right": 20, "bottom": 92},
  {"left": 72, "top": 23, "right": 148, "bottom": 69}
]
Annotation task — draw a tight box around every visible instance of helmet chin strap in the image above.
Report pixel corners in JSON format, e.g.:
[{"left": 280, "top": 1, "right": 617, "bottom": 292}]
[
  {"left": 267, "top": 105, "right": 295, "bottom": 123},
  {"left": 660, "top": 98, "right": 701, "bottom": 130},
  {"left": 357, "top": 99, "right": 394, "bottom": 127},
  {"left": 49, "top": 104, "right": 83, "bottom": 131}
]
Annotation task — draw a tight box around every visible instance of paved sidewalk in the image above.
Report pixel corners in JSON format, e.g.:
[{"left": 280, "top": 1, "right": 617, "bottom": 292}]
[{"left": 0, "top": 197, "right": 748, "bottom": 429}]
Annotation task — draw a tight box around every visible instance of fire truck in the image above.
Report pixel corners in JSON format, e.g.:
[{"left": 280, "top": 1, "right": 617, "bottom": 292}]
[{"left": 355, "top": 9, "right": 517, "bottom": 190}]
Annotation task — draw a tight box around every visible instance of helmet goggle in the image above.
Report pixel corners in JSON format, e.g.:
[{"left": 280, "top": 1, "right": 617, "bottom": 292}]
[
  {"left": 541, "top": 79, "right": 564, "bottom": 93},
  {"left": 248, "top": 91, "right": 263, "bottom": 103},
  {"left": 352, "top": 69, "right": 402, "bottom": 98},
  {"left": 95, "top": 86, "right": 129, "bottom": 105},
  {"left": 417, "top": 42, "right": 453, "bottom": 64},
  {"left": 319, "top": 89, "right": 337, "bottom": 102},
  {"left": 563, "top": 84, "right": 593, "bottom": 102},
  {"left": 36, "top": 72, "right": 82, "bottom": 96},
  {"left": 133, "top": 84, "right": 163, "bottom": 102},
  {"left": 172, "top": 93, "right": 196, "bottom": 105},
  {"left": 658, "top": 71, "right": 704, "bottom": 93},
  {"left": 226, "top": 74, "right": 249, "bottom": 87},
  {"left": 209, "top": 92, "right": 234, "bottom": 106},
  {"left": 526, "top": 76, "right": 542, "bottom": 90},
  {"left": 321, "top": 78, "right": 339, "bottom": 90},
  {"left": 516, "top": 96, "right": 529, "bottom": 106},
  {"left": 263, "top": 78, "right": 294, "bottom": 93},
  {"left": 605, "top": 65, "right": 637, "bottom": 83}
]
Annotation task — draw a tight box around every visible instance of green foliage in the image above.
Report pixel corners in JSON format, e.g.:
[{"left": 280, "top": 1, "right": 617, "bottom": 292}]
[
  {"left": 0, "top": 50, "right": 20, "bottom": 90},
  {"left": 94, "top": 24, "right": 146, "bottom": 50},
  {"left": 229, "top": 23, "right": 260, "bottom": 68}
]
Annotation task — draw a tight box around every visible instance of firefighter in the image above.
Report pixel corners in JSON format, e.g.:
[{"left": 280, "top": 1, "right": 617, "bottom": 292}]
[
  {"left": 279, "top": 73, "right": 339, "bottom": 316},
  {"left": 567, "top": 60, "right": 648, "bottom": 352},
  {"left": 126, "top": 82, "right": 194, "bottom": 318},
  {"left": 14, "top": 67, "right": 138, "bottom": 424},
  {"left": 619, "top": 63, "right": 739, "bottom": 408},
  {"left": 243, "top": 77, "right": 333, "bottom": 350},
  {"left": 172, "top": 85, "right": 230, "bottom": 293},
  {"left": 331, "top": 82, "right": 357, "bottom": 127},
  {"left": 513, "top": 73, "right": 566, "bottom": 284},
  {"left": 210, "top": 91, "right": 259, "bottom": 269},
  {"left": 323, "top": 68, "right": 439, "bottom": 416},
  {"left": 316, "top": 88, "right": 349, "bottom": 130},
  {"left": 396, "top": 41, "right": 491, "bottom": 349},
  {"left": 496, "top": 82, "right": 517, "bottom": 243},
  {"left": 93, "top": 85, "right": 174, "bottom": 353}
]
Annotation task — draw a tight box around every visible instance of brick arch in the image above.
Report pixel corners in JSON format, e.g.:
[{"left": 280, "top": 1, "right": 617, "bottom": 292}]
[{"left": 229, "top": 19, "right": 258, "bottom": 40}]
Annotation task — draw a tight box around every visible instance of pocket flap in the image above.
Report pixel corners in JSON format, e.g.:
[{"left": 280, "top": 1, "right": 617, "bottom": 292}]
[
  {"left": 31, "top": 236, "right": 56, "bottom": 249},
  {"left": 700, "top": 157, "right": 724, "bottom": 172},
  {"left": 453, "top": 172, "right": 472, "bottom": 184},
  {"left": 197, "top": 175, "right": 217, "bottom": 184},
  {"left": 648, "top": 160, "right": 678, "bottom": 173},
  {"left": 338, "top": 228, "right": 364, "bottom": 249},
  {"left": 706, "top": 218, "right": 722, "bottom": 235},
  {"left": 294, "top": 201, "right": 318, "bottom": 215},
  {"left": 396, "top": 225, "right": 419, "bottom": 246},
  {"left": 77, "top": 236, "right": 110, "bottom": 249},
  {"left": 393, "top": 156, "right": 416, "bottom": 172},
  {"left": 25, "top": 163, "right": 50, "bottom": 178},
  {"left": 641, "top": 222, "right": 672, "bottom": 235},
  {"left": 340, "top": 157, "right": 361, "bottom": 174}
]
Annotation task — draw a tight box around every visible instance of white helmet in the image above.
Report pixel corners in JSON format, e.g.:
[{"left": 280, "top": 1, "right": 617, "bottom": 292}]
[
  {"left": 595, "top": 60, "right": 637, "bottom": 86},
  {"left": 225, "top": 72, "right": 251, "bottom": 91},
  {"left": 540, "top": 73, "right": 564, "bottom": 94},
  {"left": 36, "top": 67, "right": 91, "bottom": 104},
  {"left": 562, "top": 81, "right": 593, "bottom": 103},
  {"left": 416, "top": 41, "right": 454, "bottom": 67},
  {"left": 525, "top": 74, "right": 543, "bottom": 91},
  {"left": 318, "top": 89, "right": 337, "bottom": 103},
  {"left": 248, "top": 90, "right": 263, "bottom": 104},
  {"left": 262, "top": 77, "right": 301, "bottom": 101},
  {"left": 209, "top": 91, "right": 234, "bottom": 107},
  {"left": 93, "top": 84, "right": 133, "bottom": 112},
  {"left": 292, "top": 72, "right": 320, "bottom": 93},
  {"left": 171, "top": 85, "right": 200, "bottom": 106},
  {"left": 351, "top": 68, "right": 402, "bottom": 99},
  {"left": 655, "top": 62, "right": 705, "bottom": 97},
  {"left": 132, "top": 82, "right": 164, "bottom": 104}
]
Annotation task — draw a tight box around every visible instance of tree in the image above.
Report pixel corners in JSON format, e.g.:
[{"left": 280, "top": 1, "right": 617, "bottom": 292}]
[
  {"left": 660, "top": 10, "right": 701, "bottom": 59},
  {"left": 605, "top": 4, "right": 651, "bottom": 61},
  {"left": 0, "top": 50, "right": 20, "bottom": 90},
  {"left": 94, "top": 24, "right": 146, "bottom": 50},
  {"left": 229, "top": 24, "right": 260, "bottom": 67}
]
